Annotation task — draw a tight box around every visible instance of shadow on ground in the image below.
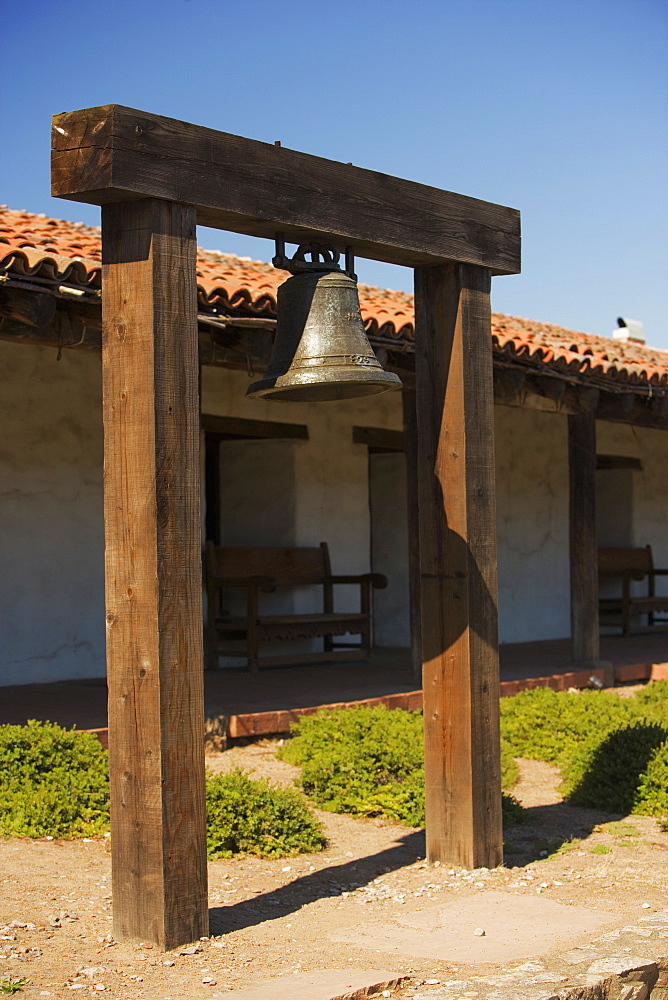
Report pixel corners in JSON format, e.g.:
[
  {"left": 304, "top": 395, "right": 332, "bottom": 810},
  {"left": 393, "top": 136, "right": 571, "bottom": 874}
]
[
  {"left": 503, "top": 800, "right": 624, "bottom": 866},
  {"left": 209, "top": 829, "right": 425, "bottom": 935}
]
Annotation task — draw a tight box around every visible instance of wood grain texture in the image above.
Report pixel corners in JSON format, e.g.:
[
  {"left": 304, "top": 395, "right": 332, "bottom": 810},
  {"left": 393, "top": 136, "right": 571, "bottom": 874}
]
[
  {"left": 102, "top": 199, "right": 207, "bottom": 949},
  {"left": 568, "top": 410, "right": 600, "bottom": 662},
  {"left": 414, "top": 263, "right": 502, "bottom": 869},
  {"left": 52, "top": 105, "right": 521, "bottom": 274}
]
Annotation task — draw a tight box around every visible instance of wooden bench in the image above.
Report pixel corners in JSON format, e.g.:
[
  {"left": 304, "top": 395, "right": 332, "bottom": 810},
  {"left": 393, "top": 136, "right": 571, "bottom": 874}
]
[
  {"left": 598, "top": 546, "right": 668, "bottom": 635},
  {"left": 205, "top": 541, "right": 387, "bottom": 671}
]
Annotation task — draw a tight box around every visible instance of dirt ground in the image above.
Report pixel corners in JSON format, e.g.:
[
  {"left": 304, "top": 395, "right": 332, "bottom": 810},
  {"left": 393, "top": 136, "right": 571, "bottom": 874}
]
[{"left": 2, "top": 733, "right": 668, "bottom": 999}]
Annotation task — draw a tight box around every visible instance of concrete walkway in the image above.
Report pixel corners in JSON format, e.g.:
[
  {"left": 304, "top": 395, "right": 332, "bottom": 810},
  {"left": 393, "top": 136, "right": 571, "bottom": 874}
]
[{"left": 219, "top": 901, "right": 668, "bottom": 999}]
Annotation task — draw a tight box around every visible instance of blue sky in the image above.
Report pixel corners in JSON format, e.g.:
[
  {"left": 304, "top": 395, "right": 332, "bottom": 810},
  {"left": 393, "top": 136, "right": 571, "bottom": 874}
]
[{"left": 3, "top": 0, "right": 667, "bottom": 347}]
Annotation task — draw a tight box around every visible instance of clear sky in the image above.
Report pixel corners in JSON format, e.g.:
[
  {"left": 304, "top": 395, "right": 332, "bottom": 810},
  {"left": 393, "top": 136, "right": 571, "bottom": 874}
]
[{"left": 3, "top": 0, "right": 667, "bottom": 348}]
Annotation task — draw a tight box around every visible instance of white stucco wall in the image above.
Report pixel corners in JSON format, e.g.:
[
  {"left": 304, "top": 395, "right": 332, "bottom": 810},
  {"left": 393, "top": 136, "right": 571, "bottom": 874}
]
[
  {"left": 369, "top": 452, "right": 410, "bottom": 647},
  {"left": 495, "top": 405, "right": 571, "bottom": 644},
  {"left": 0, "top": 342, "right": 105, "bottom": 686},
  {"left": 2, "top": 336, "right": 666, "bottom": 687}
]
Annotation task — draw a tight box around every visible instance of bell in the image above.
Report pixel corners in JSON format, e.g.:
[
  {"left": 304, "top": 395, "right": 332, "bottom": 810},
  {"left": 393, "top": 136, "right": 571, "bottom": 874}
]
[{"left": 246, "top": 270, "right": 402, "bottom": 402}]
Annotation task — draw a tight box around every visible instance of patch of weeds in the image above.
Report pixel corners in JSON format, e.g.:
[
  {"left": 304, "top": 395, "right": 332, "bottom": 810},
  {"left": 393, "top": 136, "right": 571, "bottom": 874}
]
[
  {"left": 589, "top": 844, "right": 612, "bottom": 855},
  {"left": 205, "top": 768, "right": 326, "bottom": 859},
  {"left": 0, "top": 979, "right": 29, "bottom": 996},
  {"left": 0, "top": 720, "right": 109, "bottom": 838},
  {"left": 597, "top": 821, "right": 641, "bottom": 838}
]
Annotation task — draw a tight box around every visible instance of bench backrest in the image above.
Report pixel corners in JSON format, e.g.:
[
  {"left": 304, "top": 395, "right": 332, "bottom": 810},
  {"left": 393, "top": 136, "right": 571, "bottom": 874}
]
[
  {"left": 207, "top": 542, "right": 332, "bottom": 587},
  {"left": 598, "top": 545, "right": 653, "bottom": 579}
]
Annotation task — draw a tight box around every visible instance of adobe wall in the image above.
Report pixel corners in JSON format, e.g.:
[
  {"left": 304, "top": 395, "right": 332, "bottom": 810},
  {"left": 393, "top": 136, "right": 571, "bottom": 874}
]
[
  {"left": 0, "top": 342, "right": 105, "bottom": 686},
  {"left": 495, "top": 406, "right": 571, "bottom": 644},
  {"left": 1, "top": 340, "right": 666, "bottom": 686}
]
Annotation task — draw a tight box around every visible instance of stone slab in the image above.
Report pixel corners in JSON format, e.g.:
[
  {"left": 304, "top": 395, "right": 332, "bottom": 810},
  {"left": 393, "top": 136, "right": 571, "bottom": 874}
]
[
  {"left": 330, "top": 891, "right": 619, "bottom": 964},
  {"left": 212, "top": 968, "right": 407, "bottom": 1000}
]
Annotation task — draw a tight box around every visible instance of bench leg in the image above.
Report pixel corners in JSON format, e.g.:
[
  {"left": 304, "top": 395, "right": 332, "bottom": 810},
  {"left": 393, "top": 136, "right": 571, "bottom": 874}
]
[
  {"left": 246, "top": 625, "right": 260, "bottom": 672},
  {"left": 622, "top": 602, "right": 631, "bottom": 636},
  {"left": 205, "top": 627, "right": 219, "bottom": 671}
]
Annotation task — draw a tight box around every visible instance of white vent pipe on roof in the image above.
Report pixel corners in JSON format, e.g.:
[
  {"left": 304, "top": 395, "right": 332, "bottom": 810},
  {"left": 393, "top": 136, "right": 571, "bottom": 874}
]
[{"left": 613, "top": 317, "right": 645, "bottom": 343}]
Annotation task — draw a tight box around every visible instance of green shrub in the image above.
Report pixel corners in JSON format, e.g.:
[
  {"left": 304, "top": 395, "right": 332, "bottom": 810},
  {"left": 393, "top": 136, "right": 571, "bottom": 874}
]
[
  {"left": 626, "top": 679, "right": 668, "bottom": 715},
  {"left": 634, "top": 738, "right": 668, "bottom": 819},
  {"left": 280, "top": 705, "right": 523, "bottom": 827},
  {"left": 0, "top": 720, "right": 109, "bottom": 838},
  {"left": 0, "top": 722, "right": 326, "bottom": 858},
  {"left": 501, "top": 792, "right": 526, "bottom": 825},
  {"left": 205, "top": 769, "right": 326, "bottom": 858},
  {"left": 500, "top": 687, "right": 633, "bottom": 768},
  {"left": 499, "top": 684, "right": 668, "bottom": 817},
  {"left": 279, "top": 706, "right": 425, "bottom": 824},
  {"left": 568, "top": 724, "right": 668, "bottom": 813}
]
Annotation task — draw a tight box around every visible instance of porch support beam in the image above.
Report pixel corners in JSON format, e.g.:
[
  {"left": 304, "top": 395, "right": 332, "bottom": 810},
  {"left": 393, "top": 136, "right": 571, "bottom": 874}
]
[
  {"left": 568, "top": 409, "right": 601, "bottom": 664},
  {"left": 102, "top": 199, "right": 208, "bottom": 948},
  {"left": 414, "top": 263, "right": 503, "bottom": 869}
]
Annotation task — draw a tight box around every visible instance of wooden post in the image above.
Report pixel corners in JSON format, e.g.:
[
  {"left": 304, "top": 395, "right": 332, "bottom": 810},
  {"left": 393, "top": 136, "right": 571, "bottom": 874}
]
[
  {"left": 568, "top": 409, "right": 600, "bottom": 664},
  {"left": 102, "top": 199, "right": 208, "bottom": 949},
  {"left": 414, "top": 262, "right": 502, "bottom": 869},
  {"left": 402, "top": 388, "right": 423, "bottom": 683}
]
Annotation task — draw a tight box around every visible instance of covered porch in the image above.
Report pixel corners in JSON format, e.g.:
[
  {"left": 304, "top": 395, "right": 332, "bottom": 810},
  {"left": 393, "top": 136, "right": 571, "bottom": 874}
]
[{"left": 2, "top": 630, "right": 666, "bottom": 741}]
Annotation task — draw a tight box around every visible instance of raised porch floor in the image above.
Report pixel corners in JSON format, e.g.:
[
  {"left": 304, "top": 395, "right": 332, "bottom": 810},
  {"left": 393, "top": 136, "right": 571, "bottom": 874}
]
[{"left": 1, "top": 631, "right": 667, "bottom": 742}]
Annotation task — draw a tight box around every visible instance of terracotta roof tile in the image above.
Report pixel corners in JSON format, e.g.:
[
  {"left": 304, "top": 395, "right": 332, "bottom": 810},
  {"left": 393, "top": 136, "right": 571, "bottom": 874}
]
[{"left": 1, "top": 207, "right": 666, "bottom": 388}]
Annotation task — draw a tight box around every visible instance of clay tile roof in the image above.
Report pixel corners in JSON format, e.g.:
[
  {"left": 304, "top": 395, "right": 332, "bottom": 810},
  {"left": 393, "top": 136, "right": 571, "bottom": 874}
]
[{"left": 1, "top": 206, "right": 666, "bottom": 388}]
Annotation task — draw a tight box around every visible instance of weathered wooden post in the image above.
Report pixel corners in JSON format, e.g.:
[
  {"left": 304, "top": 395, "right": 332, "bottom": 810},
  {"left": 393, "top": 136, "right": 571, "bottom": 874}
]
[
  {"left": 414, "top": 264, "right": 502, "bottom": 868},
  {"left": 101, "top": 199, "right": 208, "bottom": 947},
  {"left": 52, "top": 104, "right": 519, "bottom": 941}
]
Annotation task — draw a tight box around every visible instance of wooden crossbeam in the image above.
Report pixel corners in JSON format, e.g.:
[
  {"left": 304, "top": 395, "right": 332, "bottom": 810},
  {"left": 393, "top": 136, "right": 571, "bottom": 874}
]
[{"left": 52, "top": 105, "right": 521, "bottom": 275}]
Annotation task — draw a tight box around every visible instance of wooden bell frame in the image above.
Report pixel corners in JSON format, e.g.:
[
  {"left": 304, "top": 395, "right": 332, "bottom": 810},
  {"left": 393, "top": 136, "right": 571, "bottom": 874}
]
[{"left": 51, "top": 105, "right": 521, "bottom": 949}]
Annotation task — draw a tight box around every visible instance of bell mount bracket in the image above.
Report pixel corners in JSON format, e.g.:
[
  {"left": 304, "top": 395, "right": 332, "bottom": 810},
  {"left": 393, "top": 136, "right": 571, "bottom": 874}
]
[{"left": 273, "top": 234, "right": 357, "bottom": 280}]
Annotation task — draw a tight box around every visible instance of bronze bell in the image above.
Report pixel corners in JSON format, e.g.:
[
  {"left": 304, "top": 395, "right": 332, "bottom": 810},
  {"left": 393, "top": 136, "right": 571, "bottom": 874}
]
[{"left": 246, "top": 245, "right": 402, "bottom": 402}]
